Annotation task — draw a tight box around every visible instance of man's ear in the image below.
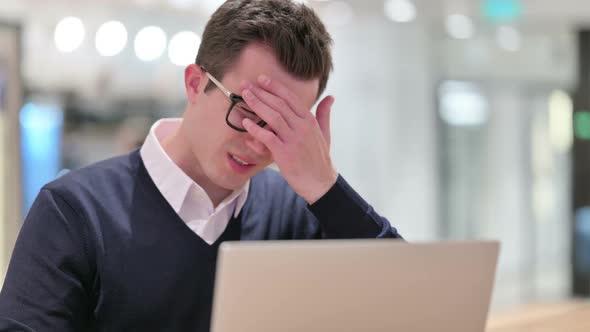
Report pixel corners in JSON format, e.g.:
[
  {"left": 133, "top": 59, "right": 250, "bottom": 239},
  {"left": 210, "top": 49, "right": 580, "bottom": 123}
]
[{"left": 184, "top": 64, "right": 205, "bottom": 104}]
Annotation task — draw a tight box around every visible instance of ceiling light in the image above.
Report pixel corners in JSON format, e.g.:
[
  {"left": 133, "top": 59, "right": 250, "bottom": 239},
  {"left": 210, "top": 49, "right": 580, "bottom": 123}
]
[
  {"left": 384, "top": 0, "right": 417, "bottom": 23},
  {"left": 548, "top": 90, "right": 573, "bottom": 152},
  {"left": 135, "top": 26, "right": 167, "bottom": 62},
  {"left": 168, "top": 31, "right": 201, "bottom": 66},
  {"left": 54, "top": 17, "right": 85, "bottom": 53},
  {"left": 445, "top": 14, "right": 475, "bottom": 40},
  {"left": 439, "top": 81, "right": 489, "bottom": 127},
  {"left": 95, "top": 21, "right": 128, "bottom": 57}
]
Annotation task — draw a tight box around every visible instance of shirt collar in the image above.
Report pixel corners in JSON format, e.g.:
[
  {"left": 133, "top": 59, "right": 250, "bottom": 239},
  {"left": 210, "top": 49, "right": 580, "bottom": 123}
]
[{"left": 140, "top": 118, "right": 250, "bottom": 216}]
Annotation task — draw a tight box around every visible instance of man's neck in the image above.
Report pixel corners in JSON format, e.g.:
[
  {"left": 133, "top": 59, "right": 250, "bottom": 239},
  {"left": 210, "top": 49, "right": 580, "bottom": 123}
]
[{"left": 160, "top": 128, "right": 232, "bottom": 208}]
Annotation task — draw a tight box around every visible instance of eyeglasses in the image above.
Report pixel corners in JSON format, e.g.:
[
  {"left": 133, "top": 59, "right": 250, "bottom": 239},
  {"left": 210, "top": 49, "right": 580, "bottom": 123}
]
[{"left": 200, "top": 65, "right": 267, "bottom": 132}]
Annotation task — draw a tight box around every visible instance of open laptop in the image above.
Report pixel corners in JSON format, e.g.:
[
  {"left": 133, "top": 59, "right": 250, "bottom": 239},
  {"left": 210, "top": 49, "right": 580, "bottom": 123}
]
[{"left": 210, "top": 240, "right": 499, "bottom": 332}]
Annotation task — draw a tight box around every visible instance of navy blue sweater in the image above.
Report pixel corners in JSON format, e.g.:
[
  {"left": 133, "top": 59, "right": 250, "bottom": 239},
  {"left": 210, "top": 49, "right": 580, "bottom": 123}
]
[{"left": 0, "top": 150, "right": 401, "bottom": 331}]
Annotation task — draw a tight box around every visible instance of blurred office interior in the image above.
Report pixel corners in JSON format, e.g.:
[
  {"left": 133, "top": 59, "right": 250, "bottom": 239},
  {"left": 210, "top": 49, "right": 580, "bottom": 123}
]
[{"left": 0, "top": 0, "right": 589, "bottom": 318}]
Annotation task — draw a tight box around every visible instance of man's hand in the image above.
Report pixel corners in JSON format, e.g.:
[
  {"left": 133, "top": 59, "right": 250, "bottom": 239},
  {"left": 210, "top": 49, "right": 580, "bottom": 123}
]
[{"left": 240, "top": 75, "right": 338, "bottom": 204}]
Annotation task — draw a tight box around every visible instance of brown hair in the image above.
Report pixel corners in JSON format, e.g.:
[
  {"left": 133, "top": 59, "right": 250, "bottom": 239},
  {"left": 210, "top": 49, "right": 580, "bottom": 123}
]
[{"left": 195, "top": 0, "right": 333, "bottom": 98}]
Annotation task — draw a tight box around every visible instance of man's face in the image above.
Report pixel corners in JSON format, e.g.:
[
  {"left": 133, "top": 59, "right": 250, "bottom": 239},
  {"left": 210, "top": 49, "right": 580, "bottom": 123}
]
[{"left": 184, "top": 43, "right": 320, "bottom": 191}]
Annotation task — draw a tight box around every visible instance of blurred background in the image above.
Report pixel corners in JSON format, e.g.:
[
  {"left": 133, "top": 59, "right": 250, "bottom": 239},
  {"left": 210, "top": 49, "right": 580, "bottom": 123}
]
[{"left": 0, "top": 0, "right": 589, "bottom": 319}]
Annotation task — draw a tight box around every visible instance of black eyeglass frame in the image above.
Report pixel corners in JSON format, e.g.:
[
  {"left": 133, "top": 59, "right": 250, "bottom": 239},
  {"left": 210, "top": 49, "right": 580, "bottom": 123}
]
[{"left": 199, "top": 65, "right": 267, "bottom": 132}]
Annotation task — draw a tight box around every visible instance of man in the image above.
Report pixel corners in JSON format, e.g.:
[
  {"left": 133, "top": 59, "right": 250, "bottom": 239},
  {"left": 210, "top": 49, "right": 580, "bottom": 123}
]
[{"left": 0, "top": 0, "right": 402, "bottom": 331}]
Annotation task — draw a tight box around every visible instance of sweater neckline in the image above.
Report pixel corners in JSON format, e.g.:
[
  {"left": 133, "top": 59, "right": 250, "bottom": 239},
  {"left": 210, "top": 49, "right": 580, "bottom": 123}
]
[{"left": 129, "top": 149, "right": 242, "bottom": 248}]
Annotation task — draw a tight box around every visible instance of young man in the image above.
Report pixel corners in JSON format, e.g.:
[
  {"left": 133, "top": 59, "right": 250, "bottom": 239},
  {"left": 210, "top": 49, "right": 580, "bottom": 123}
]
[{"left": 0, "top": 0, "right": 402, "bottom": 331}]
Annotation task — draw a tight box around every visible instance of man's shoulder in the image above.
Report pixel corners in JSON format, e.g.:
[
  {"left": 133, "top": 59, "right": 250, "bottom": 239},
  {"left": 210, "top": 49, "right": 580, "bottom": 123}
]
[
  {"left": 44, "top": 150, "right": 141, "bottom": 201},
  {"left": 252, "top": 167, "right": 286, "bottom": 186},
  {"left": 246, "top": 167, "right": 319, "bottom": 239},
  {"left": 250, "top": 167, "right": 305, "bottom": 206},
  {"left": 251, "top": 167, "right": 291, "bottom": 194}
]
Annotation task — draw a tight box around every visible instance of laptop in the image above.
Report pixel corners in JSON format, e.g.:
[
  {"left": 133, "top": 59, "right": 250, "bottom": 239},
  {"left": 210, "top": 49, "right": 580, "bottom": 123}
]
[{"left": 210, "top": 240, "right": 499, "bottom": 332}]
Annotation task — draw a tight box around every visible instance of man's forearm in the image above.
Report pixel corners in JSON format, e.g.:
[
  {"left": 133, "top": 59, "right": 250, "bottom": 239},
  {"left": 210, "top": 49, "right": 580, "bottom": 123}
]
[{"left": 307, "top": 175, "right": 403, "bottom": 239}]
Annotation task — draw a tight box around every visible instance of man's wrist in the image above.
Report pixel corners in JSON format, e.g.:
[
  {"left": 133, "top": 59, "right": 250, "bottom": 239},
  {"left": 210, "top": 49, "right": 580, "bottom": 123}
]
[{"left": 303, "top": 171, "right": 338, "bottom": 205}]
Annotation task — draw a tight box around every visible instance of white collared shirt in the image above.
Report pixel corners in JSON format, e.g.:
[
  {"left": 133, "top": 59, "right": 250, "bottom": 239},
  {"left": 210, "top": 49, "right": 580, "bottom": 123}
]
[{"left": 140, "top": 118, "right": 249, "bottom": 245}]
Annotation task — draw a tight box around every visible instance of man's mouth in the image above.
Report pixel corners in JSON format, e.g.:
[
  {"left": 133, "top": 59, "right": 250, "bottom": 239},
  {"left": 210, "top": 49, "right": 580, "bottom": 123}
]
[{"left": 229, "top": 153, "right": 255, "bottom": 166}]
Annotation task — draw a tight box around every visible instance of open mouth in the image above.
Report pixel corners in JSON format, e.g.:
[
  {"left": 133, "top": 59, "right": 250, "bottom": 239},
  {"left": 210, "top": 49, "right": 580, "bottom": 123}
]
[
  {"left": 230, "top": 153, "right": 252, "bottom": 166},
  {"left": 227, "top": 153, "right": 256, "bottom": 173}
]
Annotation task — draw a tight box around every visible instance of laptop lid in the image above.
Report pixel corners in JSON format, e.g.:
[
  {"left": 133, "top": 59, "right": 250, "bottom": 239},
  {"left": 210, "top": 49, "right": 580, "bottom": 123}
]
[{"left": 211, "top": 240, "right": 499, "bottom": 332}]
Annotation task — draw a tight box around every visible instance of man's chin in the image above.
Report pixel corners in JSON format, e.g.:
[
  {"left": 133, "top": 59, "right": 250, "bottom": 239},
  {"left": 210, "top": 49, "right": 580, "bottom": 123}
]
[{"left": 216, "top": 174, "right": 251, "bottom": 191}]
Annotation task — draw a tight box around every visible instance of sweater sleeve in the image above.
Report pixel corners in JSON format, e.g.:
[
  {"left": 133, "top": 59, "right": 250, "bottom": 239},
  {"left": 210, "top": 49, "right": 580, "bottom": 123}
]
[
  {"left": 307, "top": 175, "right": 403, "bottom": 239},
  {"left": 0, "top": 189, "right": 95, "bottom": 331}
]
